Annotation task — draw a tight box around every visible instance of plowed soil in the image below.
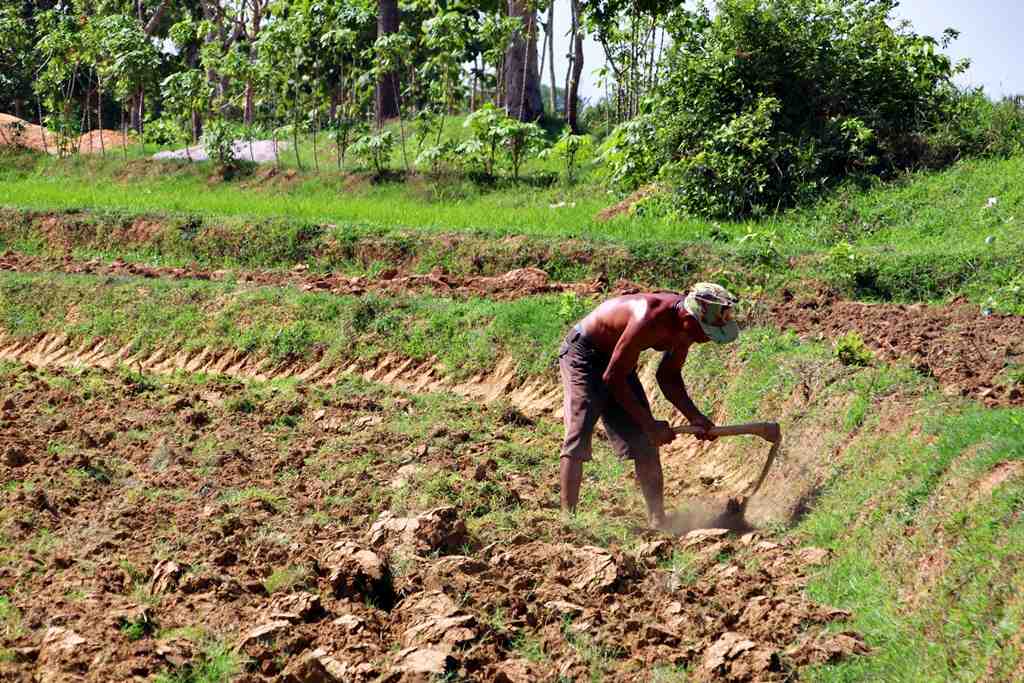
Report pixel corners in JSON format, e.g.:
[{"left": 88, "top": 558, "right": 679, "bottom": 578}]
[
  {"left": 0, "top": 252, "right": 634, "bottom": 301},
  {"left": 763, "top": 291, "right": 1024, "bottom": 406},
  {"left": 0, "top": 363, "right": 866, "bottom": 681}
]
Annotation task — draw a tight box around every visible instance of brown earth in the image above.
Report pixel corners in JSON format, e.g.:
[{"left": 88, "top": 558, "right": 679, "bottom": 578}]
[
  {"left": 761, "top": 290, "right": 1024, "bottom": 407},
  {"left": 0, "top": 113, "right": 134, "bottom": 155},
  {"left": 596, "top": 185, "right": 661, "bottom": 222},
  {"left": 0, "top": 251, "right": 641, "bottom": 301},
  {"left": 0, "top": 363, "right": 867, "bottom": 681}
]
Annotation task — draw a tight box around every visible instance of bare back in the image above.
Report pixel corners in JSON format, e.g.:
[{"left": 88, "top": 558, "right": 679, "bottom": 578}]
[{"left": 580, "top": 293, "right": 707, "bottom": 361}]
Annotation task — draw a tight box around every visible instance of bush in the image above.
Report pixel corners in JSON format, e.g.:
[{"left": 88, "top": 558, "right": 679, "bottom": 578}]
[
  {"left": 541, "top": 129, "right": 594, "bottom": 184},
  {"left": 350, "top": 130, "right": 396, "bottom": 177},
  {"left": 834, "top": 331, "right": 874, "bottom": 367},
  {"left": 143, "top": 116, "right": 184, "bottom": 147},
  {"left": 200, "top": 119, "right": 238, "bottom": 168},
  {"left": 643, "top": 0, "right": 970, "bottom": 217}
]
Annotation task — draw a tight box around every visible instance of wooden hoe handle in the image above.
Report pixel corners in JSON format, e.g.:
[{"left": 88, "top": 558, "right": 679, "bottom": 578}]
[{"left": 673, "top": 421, "right": 781, "bottom": 444}]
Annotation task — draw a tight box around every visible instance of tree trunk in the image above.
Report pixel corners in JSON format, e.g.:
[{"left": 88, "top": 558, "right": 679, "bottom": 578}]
[
  {"left": 504, "top": 0, "right": 543, "bottom": 122},
  {"left": 131, "top": 88, "right": 144, "bottom": 134},
  {"left": 565, "top": 0, "right": 585, "bottom": 132},
  {"left": 547, "top": 1, "right": 557, "bottom": 118},
  {"left": 375, "top": 0, "right": 400, "bottom": 126},
  {"left": 244, "top": 82, "right": 255, "bottom": 125}
]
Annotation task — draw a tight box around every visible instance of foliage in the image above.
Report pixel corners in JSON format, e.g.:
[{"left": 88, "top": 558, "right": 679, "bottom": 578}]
[
  {"left": 462, "top": 104, "right": 546, "bottom": 179},
  {"left": 200, "top": 119, "right": 238, "bottom": 169},
  {"left": 351, "top": 130, "right": 396, "bottom": 176},
  {"left": 596, "top": 114, "right": 661, "bottom": 190},
  {"left": 501, "top": 119, "right": 545, "bottom": 181},
  {"left": 542, "top": 130, "right": 594, "bottom": 184},
  {"left": 0, "top": 7, "right": 35, "bottom": 114},
  {"left": 462, "top": 104, "right": 508, "bottom": 177},
  {"left": 834, "top": 331, "right": 874, "bottom": 367},
  {"left": 644, "top": 0, "right": 972, "bottom": 217}
]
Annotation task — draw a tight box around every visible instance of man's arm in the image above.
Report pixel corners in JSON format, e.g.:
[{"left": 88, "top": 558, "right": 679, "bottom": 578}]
[{"left": 656, "top": 348, "right": 715, "bottom": 435}]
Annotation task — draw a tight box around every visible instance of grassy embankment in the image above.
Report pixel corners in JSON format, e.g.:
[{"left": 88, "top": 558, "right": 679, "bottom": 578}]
[{"left": 2, "top": 149, "right": 1024, "bottom": 310}]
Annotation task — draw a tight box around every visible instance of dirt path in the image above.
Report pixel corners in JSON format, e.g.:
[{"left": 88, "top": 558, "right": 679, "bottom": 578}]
[{"left": 3, "top": 251, "right": 1022, "bottom": 406}]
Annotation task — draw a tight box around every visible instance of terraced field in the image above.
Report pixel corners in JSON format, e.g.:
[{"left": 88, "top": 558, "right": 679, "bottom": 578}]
[{"left": 1, "top": 152, "right": 1023, "bottom": 681}]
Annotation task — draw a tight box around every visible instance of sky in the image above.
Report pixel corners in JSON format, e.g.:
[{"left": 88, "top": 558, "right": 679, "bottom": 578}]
[{"left": 548, "top": 0, "right": 1024, "bottom": 103}]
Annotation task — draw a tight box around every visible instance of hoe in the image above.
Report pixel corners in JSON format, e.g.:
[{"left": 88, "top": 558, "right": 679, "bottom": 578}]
[{"left": 673, "top": 421, "right": 782, "bottom": 516}]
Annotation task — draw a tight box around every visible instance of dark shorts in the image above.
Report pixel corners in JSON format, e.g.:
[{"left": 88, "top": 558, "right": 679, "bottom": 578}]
[{"left": 558, "top": 325, "right": 657, "bottom": 462}]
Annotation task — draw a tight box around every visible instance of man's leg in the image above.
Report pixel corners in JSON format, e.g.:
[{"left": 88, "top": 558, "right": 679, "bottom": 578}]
[
  {"left": 633, "top": 450, "right": 666, "bottom": 528},
  {"left": 558, "top": 338, "right": 603, "bottom": 514},
  {"left": 603, "top": 370, "right": 666, "bottom": 528},
  {"left": 560, "top": 457, "right": 583, "bottom": 514}
]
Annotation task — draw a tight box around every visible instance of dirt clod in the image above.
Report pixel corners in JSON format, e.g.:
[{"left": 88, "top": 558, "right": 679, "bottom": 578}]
[
  {"left": 368, "top": 507, "right": 469, "bottom": 555},
  {"left": 322, "top": 542, "right": 393, "bottom": 604}
]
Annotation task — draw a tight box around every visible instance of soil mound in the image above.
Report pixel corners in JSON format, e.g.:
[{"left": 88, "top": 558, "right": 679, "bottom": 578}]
[{"left": 0, "top": 113, "right": 133, "bottom": 155}]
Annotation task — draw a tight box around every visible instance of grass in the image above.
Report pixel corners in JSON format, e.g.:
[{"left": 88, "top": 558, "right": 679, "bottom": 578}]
[
  {"left": 262, "top": 566, "right": 309, "bottom": 595},
  {"left": 0, "top": 270, "right": 585, "bottom": 378},
  {"left": 153, "top": 642, "right": 241, "bottom": 683}
]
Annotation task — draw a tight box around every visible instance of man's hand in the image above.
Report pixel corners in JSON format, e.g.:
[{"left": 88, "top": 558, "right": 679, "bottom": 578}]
[
  {"left": 689, "top": 413, "right": 717, "bottom": 442},
  {"left": 647, "top": 420, "right": 677, "bottom": 447}
]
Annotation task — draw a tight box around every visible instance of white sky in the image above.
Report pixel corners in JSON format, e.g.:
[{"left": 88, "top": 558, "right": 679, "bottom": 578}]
[{"left": 547, "top": 0, "right": 1024, "bottom": 103}]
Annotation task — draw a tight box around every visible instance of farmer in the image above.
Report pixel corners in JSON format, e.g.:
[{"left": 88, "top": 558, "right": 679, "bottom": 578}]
[{"left": 558, "top": 283, "right": 739, "bottom": 529}]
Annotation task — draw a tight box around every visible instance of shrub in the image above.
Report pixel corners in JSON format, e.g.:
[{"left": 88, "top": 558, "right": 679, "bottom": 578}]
[
  {"left": 642, "top": 0, "right": 970, "bottom": 217},
  {"left": 596, "top": 114, "right": 662, "bottom": 190},
  {"left": 541, "top": 129, "right": 594, "bottom": 184},
  {"left": 200, "top": 118, "right": 238, "bottom": 169},
  {"left": 834, "top": 331, "right": 874, "bottom": 367},
  {"left": 350, "top": 129, "right": 396, "bottom": 177}
]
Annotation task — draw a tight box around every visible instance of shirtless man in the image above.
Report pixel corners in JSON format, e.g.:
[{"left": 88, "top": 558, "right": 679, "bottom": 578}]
[{"left": 558, "top": 283, "right": 739, "bottom": 529}]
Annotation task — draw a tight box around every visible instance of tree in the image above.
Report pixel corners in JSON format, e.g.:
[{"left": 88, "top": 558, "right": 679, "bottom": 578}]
[
  {"left": 0, "top": 7, "right": 37, "bottom": 120},
  {"left": 375, "top": 0, "right": 400, "bottom": 125},
  {"left": 565, "top": 0, "right": 584, "bottom": 130},
  {"left": 504, "top": 0, "right": 543, "bottom": 121}
]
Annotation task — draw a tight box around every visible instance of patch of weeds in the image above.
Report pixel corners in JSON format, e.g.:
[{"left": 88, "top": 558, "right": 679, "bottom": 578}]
[
  {"left": 997, "top": 363, "right": 1024, "bottom": 387},
  {"left": 0, "top": 595, "right": 24, "bottom": 640},
  {"left": 225, "top": 394, "right": 257, "bottom": 414},
  {"left": 263, "top": 566, "right": 308, "bottom": 595},
  {"left": 650, "top": 662, "right": 690, "bottom": 681},
  {"left": 223, "top": 487, "right": 287, "bottom": 512},
  {"left": 834, "top": 331, "right": 874, "bottom": 367},
  {"left": 153, "top": 641, "right": 241, "bottom": 683},
  {"left": 119, "top": 559, "right": 159, "bottom": 606},
  {"left": 511, "top": 632, "right": 547, "bottom": 663},
  {"left": 661, "top": 550, "right": 700, "bottom": 588},
  {"left": 485, "top": 606, "right": 508, "bottom": 633},
  {"left": 46, "top": 440, "right": 72, "bottom": 456},
  {"left": 563, "top": 618, "right": 626, "bottom": 682},
  {"left": 121, "top": 617, "right": 151, "bottom": 641},
  {"left": 27, "top": 528, "right": 56, "bottom": 557},
  {"left": 157, "top": 625, "right": 208, "bottom": 643}
]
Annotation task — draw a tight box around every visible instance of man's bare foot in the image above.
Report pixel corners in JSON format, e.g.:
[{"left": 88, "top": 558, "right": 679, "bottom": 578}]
[{"left": 649, "top": 513, "right": 670, "bottom": 532}]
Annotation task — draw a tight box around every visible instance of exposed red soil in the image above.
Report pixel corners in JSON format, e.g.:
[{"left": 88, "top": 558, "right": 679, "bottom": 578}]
[
  {"left": 596, "top": 185, "right": 661, "bottom": 222},
  {"left": 763, "top": 291, "right": 1024, "bottom": 407},
  {"left": 0, "top": 113, "right": 134, "bottom": 155},
  {"left": 0, "top": 364, "right": 866, "bottom": 681},
  {"left": 0, "top": 251, "right": 639, "bottom": 301}
]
